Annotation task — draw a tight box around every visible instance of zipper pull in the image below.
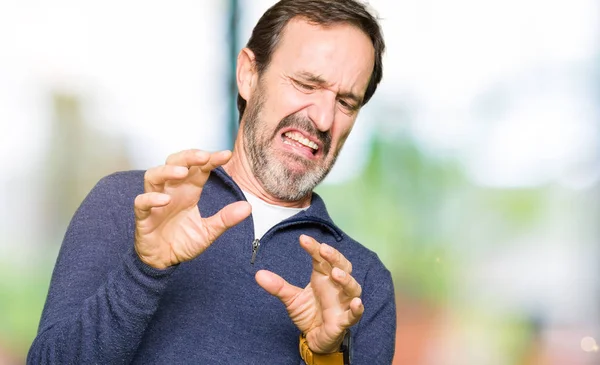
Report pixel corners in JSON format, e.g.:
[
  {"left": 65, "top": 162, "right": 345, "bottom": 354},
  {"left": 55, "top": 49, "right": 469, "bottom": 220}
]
[{"left": 250, "top": 238, "right": 261, "bottom": 265}]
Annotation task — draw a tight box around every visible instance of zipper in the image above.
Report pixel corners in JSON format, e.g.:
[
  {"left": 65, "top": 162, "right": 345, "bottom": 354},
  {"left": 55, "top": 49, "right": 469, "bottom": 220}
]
[
  {"left": 209, "top": 168, "right": 345, "bottom": 265},
  {"left": 248, "top": 217, "right": 343, "bottom": 265},
  {"left": 250, "top": 238, "right": 260, "bottom": 265}
]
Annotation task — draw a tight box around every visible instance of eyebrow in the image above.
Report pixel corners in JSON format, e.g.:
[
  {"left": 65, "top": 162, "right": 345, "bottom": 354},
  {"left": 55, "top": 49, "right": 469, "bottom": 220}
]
[{"left": 294, "top": 71, "right": 363, "bottom": 106}]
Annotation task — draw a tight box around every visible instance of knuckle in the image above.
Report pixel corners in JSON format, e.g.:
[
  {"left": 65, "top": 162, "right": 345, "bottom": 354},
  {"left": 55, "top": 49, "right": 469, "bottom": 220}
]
[
  {"left": 333, "top": 249, "right": 341, "bottom": 262},
  {"left": 342, "top": 274, "right": 352, "bottom": 286},
  {"left": 144, "top": 169, "right": 152, "bottom": 181},
  {"left": 199, "top": 164, "right": 213, "bottom": 173},
  {"left": 165, "top": 153, "right": 177, "bottom": 164}
]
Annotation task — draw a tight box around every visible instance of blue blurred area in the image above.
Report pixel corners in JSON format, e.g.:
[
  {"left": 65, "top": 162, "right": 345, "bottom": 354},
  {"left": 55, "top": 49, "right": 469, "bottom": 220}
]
[{"left": 0, "top": 1, "right": 599, "bottom": 364}]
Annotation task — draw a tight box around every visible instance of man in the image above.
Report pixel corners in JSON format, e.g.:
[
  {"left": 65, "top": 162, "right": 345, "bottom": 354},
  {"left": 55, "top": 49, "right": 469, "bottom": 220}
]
[{"left": 28, "top": 0, "right": 396, "bottom": 364}]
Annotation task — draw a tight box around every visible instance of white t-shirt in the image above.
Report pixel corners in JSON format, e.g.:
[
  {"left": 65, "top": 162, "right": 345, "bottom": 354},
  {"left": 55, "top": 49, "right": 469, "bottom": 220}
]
[{"left": 242, "top": 190, "right": 309, "bottom": 239}]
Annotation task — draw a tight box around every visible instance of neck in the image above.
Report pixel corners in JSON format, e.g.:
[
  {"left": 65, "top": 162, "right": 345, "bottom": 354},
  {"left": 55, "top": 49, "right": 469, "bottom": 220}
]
[{"left": 222, "top": 134, "right": 312, "bottom": 209}]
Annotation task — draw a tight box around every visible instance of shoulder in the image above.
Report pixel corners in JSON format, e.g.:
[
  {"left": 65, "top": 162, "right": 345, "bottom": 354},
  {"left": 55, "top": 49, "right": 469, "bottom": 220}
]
[
  {"left": 309, "top": 193, "right": 392, "bottom": 283},
  {"left": 91, "top": 170, "right": 145, "bottom": 198},
  {"left": 94, "top": 170, "right": 145, "bottom": 192},
  {"left": 338, "top": 232, "right": 386, "bottom": 268},
  {"left": 62, "top": 170, "right": 146, "bottom": 252},
  {"left": 79, "top": 170, "right": 146, "bottom": 213},
  {"left": 336, "top": 229, "right": 392, "bottom": 285}
]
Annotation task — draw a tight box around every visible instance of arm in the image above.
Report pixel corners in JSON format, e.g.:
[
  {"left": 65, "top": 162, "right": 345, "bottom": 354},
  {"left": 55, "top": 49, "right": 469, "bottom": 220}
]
[
  {"left": 28, "top": 172, "right": 176, "bottom": 364},
  {"left": 29, "top": 150, "right": 252, "bottom": 364},
  {"left": 352, "top": 265, "right": 396, "bottom": 364},
  {"left": 256, "top": 235, "right": 396, "bottom": 365}
]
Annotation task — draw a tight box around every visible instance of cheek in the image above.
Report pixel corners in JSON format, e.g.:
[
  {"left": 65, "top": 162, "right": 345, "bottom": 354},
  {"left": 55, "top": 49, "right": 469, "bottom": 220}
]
[
  {"left": 332, "top": 120, "right": 354, "bottom": 149},
  {"left": 272, "top": 81, "right": 311, "bottom": 117}
]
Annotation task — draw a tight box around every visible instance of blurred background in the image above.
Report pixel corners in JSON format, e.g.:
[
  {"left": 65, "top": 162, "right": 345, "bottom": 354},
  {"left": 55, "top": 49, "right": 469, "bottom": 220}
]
[{"left": 1, "top": 0, "right": 599, "bottom": 364}]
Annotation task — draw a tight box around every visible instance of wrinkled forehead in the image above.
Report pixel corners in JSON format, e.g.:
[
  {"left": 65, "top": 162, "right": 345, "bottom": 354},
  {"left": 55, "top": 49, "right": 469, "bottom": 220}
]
[{"left": 272, "top": 18, "right": 375, "bottom": 97}]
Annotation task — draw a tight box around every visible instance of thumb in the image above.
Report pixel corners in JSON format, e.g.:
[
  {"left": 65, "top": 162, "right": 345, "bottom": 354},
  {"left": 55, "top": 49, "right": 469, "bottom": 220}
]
[
  {"left": 255, "top": 270, "right": 301, "bottom": 306},
  {"left": 203, "top": 201, "right": 251, "bottom": 242}
]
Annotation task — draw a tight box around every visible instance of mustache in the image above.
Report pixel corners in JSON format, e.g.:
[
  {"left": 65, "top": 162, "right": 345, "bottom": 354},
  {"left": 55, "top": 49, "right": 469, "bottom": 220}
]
[{"left": 273, "top": 114, "right": 331, "bottom": 155}]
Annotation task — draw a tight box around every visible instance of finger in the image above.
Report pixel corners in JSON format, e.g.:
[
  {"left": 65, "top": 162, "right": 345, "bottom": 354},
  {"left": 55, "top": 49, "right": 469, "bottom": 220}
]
[
  {"left": 144, "top": 165, "right": 189, "bottom": 192},
  {"left": 185, "top": 150, "right": 234, "bottom": 188},
  {"left": 341, "top": 297, "right": 364, "bottom": 328},
  {"left": 255, "top": 269, "right": 302, "bottom": 306},
  {"left": 331, "top": 267, "right": 362, "bottom": 298},
  {"left": 134, "top": 192, "right": 171, "bottom": 220},
  {"left": 299, "top": 234, "right": 325, "bottom": 263},
  {"left": 165, "top": 149, "right": 211, "bottom": 167},
  {"left": 202, "top": 201, "right": 252, "bottom": 242},
  {"left": 299, "top": 235, "right": 331, "bottom": 275},
  {"left": 197, "top": 150, "right": 233, "bottom": 173},
  {"left": 320, "top": 243, "right": 352, "bottom": 274}
]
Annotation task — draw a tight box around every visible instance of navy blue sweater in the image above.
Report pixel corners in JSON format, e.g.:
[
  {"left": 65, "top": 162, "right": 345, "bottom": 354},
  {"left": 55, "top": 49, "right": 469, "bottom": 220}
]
[{"left": 28, "top": 168, "right": 396, "bottom": 364}]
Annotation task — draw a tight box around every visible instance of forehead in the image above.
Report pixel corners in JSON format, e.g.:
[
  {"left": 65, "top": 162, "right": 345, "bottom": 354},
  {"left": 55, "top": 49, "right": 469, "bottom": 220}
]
[{"left": 270, "top": 18, "right": 375, "bottom": 96}]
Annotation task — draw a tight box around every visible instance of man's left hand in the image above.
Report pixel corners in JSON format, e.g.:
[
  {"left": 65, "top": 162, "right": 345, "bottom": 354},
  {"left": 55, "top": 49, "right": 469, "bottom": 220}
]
[{"left": 255, "top": 234, "right": 363, "bottom": 354}]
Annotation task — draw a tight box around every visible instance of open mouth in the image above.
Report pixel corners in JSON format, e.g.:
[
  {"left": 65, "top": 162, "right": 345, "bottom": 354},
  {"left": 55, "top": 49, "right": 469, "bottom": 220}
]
[{"left": 282, "top": 131, "right": 319, "bottom": 156}]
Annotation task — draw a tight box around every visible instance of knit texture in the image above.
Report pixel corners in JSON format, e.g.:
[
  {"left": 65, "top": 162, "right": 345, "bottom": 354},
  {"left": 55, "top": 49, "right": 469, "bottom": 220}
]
[{"left": 28, "top": 168, "right": 396, "bottom": 364}]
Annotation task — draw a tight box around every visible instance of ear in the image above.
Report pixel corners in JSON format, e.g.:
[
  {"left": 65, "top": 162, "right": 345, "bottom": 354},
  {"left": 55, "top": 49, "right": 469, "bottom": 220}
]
[{"left": 237, "top": 48, "right": 258, "bottom": 102}]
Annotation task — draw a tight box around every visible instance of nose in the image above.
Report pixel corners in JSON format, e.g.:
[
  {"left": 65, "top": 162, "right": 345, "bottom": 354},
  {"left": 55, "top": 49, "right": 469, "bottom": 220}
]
[{"left": 306, "top": 90, "right": 336, "bottom": 132}]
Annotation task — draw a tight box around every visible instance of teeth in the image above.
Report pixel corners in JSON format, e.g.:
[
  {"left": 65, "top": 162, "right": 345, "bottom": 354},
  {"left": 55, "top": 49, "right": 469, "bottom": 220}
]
[{"left": 284, "top": 131, "right": 319, "bottom": 150}]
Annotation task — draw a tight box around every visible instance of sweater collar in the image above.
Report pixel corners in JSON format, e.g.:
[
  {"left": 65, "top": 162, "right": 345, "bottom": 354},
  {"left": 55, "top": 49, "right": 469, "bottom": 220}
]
[{"left": 212, "top": 167, "right": 342, "bottom": 240}]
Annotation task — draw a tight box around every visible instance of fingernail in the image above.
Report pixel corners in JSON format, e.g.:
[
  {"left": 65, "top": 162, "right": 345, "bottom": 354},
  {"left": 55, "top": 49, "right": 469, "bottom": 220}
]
[{"left": 334, "top": 267, "right": 346, "bottom": 278}]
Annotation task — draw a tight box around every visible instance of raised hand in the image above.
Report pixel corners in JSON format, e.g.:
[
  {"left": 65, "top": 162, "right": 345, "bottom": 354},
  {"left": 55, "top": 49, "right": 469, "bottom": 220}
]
[
  {"left": 255, "top": 234, "right": 363, "bottom": 353},
  {"left": 134, "top": 149, "right": 251, "bottom": 269}
]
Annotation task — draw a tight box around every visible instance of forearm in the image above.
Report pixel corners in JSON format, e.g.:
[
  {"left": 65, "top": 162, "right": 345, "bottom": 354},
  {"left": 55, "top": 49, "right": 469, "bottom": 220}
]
[
  {"left": 28, "top": 248, "right": 175, "bottom": 364},
  {"left": 351, "top": 268, "right": 396, "bottom": 364}
]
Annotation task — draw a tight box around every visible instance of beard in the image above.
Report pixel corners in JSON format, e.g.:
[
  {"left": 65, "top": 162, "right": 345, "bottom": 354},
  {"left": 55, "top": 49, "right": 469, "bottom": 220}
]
[{"left": 242, "top": 91, "right": 338, "bottom": 202}]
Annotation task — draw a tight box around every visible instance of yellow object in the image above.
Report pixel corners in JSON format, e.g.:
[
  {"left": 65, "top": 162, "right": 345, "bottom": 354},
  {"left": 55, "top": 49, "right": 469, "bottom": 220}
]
[{"left": 299, "top": 335, "right": 345, "bottom": 365}]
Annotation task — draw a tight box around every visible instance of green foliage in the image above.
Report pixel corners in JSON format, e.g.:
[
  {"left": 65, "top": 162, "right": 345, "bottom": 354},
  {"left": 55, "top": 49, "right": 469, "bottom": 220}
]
[
  {"left": 318, "top": 136, "right": 465, "bottom": 302},
  {"left": 0, "top": 252, "right": 55, "bottom": 361},
  {"left": 317, "top": 135, "right": 548, "bottom": 304}
]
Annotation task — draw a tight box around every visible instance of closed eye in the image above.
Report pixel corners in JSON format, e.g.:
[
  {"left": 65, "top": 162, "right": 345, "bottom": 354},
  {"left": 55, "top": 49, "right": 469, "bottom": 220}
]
[
  {"left": 338, "top": 99, "right": 358, "bottom": 113},
  {"left": 293, "top": 79, "right": 317, "bottom": 92}
]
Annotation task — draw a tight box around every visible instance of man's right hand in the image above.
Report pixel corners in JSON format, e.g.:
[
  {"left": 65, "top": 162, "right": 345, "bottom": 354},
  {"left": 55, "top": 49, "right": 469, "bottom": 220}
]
[{"left": 133, "top": 149, "right": 252, "bottom": 269}]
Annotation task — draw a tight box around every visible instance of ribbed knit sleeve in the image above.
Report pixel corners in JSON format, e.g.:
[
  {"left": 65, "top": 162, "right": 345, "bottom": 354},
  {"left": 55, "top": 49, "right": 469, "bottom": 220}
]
[
  {"left": 352, "top": 261, "right": 396, "bottom": 364},
  {"left": 28, "top": 172, "right": 176, "bottom": 364}
]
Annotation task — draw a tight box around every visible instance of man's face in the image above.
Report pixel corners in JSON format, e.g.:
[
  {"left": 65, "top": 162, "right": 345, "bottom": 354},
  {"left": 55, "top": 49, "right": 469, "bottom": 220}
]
[{"left": 242, "top": 18, "right": 375, "bottom": 201}]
